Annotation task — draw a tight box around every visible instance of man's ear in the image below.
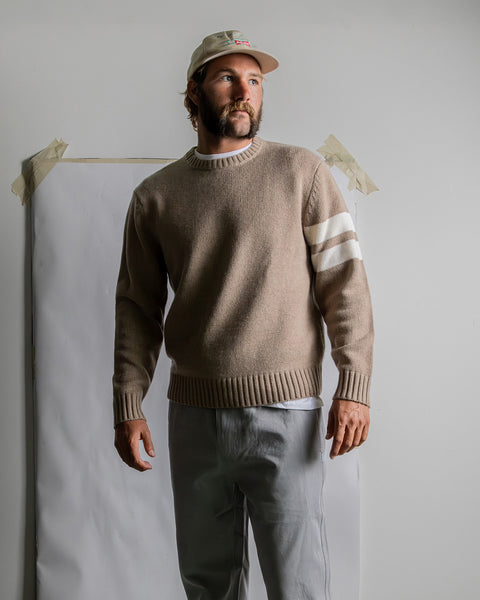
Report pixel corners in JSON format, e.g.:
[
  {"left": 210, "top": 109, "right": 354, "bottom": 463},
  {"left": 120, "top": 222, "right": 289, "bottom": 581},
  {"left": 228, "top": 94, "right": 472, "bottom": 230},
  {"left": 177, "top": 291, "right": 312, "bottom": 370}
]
[{"left": 187, "top": 80, "right": 200, "bottom": 106}]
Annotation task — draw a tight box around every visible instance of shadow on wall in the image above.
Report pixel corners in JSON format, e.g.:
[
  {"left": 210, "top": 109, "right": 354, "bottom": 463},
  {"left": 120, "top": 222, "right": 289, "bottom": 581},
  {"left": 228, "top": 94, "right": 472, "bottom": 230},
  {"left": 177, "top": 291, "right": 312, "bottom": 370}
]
[{"left": 22, "top": 152, "right": 37, "bottom": 600}]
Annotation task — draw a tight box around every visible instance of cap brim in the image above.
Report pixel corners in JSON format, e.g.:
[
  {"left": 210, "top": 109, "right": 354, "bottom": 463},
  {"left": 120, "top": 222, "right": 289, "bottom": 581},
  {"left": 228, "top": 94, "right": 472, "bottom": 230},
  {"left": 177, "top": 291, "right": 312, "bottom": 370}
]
[{"left": 188, "top": 48, "right": 279, "bottom": 80}]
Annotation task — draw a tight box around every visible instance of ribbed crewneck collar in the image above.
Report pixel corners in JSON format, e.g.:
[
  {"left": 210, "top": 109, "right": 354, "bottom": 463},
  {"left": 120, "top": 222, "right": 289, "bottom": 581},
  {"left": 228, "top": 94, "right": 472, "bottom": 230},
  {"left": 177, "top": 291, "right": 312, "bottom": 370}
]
[{"left": 185, "top": 136, "right": 263, "bottom": 169}]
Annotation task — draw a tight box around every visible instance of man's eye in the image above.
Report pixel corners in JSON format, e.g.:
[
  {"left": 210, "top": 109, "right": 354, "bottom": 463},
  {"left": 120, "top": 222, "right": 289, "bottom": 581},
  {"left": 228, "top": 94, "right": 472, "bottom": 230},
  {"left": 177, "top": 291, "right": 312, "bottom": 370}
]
[
  {"left": 221, "top": 75, "right": 233, "bottom": 81},
  {"left": 249, "top": 79, "right": 260, "bottom": 85}
]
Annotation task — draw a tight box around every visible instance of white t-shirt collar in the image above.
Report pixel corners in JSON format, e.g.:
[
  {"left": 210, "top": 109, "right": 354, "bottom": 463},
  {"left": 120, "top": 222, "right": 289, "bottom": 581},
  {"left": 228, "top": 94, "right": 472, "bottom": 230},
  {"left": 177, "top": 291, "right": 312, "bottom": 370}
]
[{"left": 194, "top": 142, "right": 252, "bottom": 161}]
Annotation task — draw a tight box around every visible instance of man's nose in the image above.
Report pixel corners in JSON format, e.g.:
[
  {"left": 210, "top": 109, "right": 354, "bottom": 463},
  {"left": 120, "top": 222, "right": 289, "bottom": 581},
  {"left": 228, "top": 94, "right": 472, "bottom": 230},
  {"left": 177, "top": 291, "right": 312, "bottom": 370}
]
[{"left": 234, "top": 79, "right": 250, "bottom": 101}]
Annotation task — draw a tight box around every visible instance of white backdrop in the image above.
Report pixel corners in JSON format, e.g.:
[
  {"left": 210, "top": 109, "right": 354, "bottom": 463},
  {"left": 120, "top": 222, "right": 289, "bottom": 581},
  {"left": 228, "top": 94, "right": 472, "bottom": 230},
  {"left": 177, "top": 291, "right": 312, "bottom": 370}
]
[{"left": 32, "top": 158, "right": 363, "bottom": 600}]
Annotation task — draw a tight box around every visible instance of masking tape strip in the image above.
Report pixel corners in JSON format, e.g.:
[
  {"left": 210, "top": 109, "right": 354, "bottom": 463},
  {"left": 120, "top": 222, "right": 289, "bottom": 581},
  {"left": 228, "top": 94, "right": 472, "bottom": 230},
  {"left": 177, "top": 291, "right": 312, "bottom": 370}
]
[
  {"left": 318, "top": 135, "right": 379, "bottom": 195},
  {"left": 11, "top": 140, "right": 176, "bottom": 205},
  {"left": 12, "top": 138, "right": 69, "bottom": 205},
  {"left": 59, "top": 158, "right": 175, "bottom": 164}
]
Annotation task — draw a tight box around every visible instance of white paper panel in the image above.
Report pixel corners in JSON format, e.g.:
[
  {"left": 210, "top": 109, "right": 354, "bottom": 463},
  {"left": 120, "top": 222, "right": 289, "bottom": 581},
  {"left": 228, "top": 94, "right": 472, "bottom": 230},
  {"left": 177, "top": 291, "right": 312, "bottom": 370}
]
[{"left": 33, "top": 160, "right": 360, "bottom": 600}]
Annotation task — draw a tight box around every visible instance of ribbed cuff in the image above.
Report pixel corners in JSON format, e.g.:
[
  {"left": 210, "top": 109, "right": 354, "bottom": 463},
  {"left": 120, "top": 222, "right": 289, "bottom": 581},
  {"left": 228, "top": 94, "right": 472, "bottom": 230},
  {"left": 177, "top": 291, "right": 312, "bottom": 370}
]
[
  {"left": 113, "top": 390, "right": 146, "bottom": 427},
  {"left": 334, "top": 370, "right": 371, "bottom": 406}
]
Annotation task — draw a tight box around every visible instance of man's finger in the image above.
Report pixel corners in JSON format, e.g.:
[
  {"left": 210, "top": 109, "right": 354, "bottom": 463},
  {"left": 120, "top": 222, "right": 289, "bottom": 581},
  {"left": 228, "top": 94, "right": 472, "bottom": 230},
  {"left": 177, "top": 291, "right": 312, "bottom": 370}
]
[
  {"left": 329, "top": 423, "right": 346, "bottom": 459},
  {"left": 117, "top": 437, "right": 149, "bottom": 471},
  {"left": 345, "top": 416, "right": 371, "bottom": 452},
  {"left": 326, "top": 407, "right": 335, "bottom": 440},
  {"left": 360, "top": 420, "right": 370, "bottom": 444},
  {"left": 114, "top": 420, "right": 153, "bottom": 472},
  {"left": 338, "top": 425, "right": 356, "bottom": 455},
  {"left": 347, "top": 425, "right": 365, "bottom": 451},
  {"left": 142, "top": 427, "right": 156, "bottom": 458},
  {"left": 129, "top": 438, "right": 152, "bottom": 472}
]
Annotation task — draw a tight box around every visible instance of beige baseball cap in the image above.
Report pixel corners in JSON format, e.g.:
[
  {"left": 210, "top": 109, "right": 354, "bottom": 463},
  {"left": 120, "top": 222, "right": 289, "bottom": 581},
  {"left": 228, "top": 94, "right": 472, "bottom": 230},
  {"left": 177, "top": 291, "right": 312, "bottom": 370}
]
[{"left": 187, "top": 30, "right": 279, "bottom": 80}]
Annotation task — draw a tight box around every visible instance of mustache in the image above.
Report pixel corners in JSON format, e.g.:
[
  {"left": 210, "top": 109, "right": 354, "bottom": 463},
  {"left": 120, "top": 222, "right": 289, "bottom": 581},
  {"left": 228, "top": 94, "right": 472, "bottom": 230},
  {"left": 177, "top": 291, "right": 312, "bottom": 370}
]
[{"left": 219, "top": 101, "right": 256, "bottom": 120}]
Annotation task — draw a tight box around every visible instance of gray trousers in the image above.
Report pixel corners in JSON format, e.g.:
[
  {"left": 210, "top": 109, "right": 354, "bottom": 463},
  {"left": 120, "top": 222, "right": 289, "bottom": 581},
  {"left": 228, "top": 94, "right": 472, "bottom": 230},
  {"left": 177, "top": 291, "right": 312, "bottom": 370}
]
[{"left": 168, "top": 402, "right": 331, "bottom": 600}]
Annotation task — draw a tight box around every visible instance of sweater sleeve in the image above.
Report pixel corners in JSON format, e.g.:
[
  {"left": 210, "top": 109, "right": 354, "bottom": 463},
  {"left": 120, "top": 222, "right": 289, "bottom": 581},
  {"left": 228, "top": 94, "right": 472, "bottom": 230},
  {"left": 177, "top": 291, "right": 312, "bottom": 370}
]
[
  {"left": 112, "top": 191, "right": 168, "bottom": 426},
  {"left": 303, "top": 161, "right": 374, "bottom": 406}
]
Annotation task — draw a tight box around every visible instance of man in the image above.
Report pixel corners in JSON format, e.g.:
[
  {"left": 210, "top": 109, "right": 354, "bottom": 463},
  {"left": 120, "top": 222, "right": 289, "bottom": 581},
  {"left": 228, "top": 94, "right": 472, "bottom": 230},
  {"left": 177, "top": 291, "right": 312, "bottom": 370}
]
[{"left": 113, "top": 30, "right": 373, "bottom": 600}]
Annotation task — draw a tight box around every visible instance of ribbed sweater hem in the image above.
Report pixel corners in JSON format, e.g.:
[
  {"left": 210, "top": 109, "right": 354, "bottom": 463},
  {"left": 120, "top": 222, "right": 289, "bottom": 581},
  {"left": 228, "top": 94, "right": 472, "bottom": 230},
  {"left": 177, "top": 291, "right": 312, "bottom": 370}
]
[
  {"left": 167, "top": 366, "right": 322, "bottom": 409},
  {"left": 113, "top": 367, "right": 372, "bottom": 426}
]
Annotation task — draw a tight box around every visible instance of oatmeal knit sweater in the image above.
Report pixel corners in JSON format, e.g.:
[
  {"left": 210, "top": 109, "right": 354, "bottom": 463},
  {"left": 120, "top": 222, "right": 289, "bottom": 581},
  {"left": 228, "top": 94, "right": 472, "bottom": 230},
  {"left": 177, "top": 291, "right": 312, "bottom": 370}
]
[{"left": 113, "top": 137, "right": 374, "bottom": 426}]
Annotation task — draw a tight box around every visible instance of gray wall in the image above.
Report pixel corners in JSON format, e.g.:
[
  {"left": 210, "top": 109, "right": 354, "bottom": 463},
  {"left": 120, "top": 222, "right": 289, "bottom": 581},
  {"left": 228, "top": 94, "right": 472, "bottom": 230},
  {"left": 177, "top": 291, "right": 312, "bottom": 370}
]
[{"left": 1, "top": 1, "right": 479, "bottom": 599}]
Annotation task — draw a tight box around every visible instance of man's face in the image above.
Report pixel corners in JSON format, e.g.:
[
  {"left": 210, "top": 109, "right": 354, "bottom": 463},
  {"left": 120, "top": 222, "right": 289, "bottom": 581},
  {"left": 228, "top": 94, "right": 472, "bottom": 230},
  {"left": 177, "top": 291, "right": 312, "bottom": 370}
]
[{"left": 196, "top": 53, "right": 264, "bottom": 139}]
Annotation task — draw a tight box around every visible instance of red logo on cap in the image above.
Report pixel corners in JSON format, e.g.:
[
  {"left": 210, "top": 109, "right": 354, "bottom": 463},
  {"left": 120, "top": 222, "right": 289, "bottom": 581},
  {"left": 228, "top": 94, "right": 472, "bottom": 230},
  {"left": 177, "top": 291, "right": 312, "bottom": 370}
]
[{"left": 234, "top": 40, "right": 251, "bottom": 47}]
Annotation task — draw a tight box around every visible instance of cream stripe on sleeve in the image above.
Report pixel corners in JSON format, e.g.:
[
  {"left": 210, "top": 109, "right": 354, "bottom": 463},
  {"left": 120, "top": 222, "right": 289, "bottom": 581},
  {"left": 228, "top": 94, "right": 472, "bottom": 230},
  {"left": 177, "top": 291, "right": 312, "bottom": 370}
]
[
  {"left": 304, "top": 211, "right": 363, "bottom": 272},
  {"left": 311, "top": 239, "right": 362, "bottom": 272},
  {"left": 303, "top": 211, "right": 355, "bottom": 245}
]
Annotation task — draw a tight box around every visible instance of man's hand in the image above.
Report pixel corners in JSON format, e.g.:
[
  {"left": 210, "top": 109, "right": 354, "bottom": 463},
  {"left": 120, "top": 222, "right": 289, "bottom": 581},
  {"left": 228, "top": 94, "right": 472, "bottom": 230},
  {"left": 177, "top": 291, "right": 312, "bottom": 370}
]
[
  {"left": 326, "top": 398, "right": 370, "bottom": 459},
  {"left": 114, "top": 419, "right": 156, "bottom": 472}
]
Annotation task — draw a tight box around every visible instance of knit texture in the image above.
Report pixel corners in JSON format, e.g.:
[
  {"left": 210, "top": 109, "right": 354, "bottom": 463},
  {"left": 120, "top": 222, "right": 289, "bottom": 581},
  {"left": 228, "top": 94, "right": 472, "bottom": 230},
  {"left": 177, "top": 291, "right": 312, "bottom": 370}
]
[{"left": 113, "top": 137, "right": 374, "bottom": 426}]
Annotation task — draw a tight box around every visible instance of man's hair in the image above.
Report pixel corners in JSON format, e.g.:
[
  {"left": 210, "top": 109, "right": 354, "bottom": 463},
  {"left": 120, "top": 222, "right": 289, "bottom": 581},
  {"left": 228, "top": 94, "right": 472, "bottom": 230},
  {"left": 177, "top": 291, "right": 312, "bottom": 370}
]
[{"left": 183, "top": 64, "right": 208, "bottom": 131}]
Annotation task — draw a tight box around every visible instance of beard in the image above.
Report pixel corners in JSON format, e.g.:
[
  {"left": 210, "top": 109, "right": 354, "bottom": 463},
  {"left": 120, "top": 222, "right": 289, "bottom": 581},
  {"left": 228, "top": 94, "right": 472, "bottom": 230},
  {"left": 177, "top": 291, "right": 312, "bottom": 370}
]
[{"left": 197, "top": 90, "right": 262, "bottom": 139}]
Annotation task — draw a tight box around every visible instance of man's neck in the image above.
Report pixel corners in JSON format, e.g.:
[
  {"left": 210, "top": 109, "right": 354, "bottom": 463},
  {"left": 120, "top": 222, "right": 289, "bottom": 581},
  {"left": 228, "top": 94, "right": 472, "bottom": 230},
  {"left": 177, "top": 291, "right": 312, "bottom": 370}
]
[{"left": 196, "top": 130, "right": 253, "bottom": 155}]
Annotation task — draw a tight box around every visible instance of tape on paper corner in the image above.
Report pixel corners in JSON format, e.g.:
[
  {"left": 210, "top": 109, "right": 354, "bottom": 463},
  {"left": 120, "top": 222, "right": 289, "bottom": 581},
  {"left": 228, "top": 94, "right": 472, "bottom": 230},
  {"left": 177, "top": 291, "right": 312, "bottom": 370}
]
[
  {"left": 12, "top": 138, "right": 69, "bottom": 205},
  {"left": 318, "top": 135, "right": 379, "bottom": 196}
]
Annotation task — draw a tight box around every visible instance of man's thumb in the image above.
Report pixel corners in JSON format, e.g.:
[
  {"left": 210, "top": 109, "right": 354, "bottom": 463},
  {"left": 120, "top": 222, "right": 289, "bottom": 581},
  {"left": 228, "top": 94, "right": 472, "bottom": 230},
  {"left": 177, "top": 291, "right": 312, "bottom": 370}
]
[{"left": 142, "top": 430, "right": 156, "bottom": 457}]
